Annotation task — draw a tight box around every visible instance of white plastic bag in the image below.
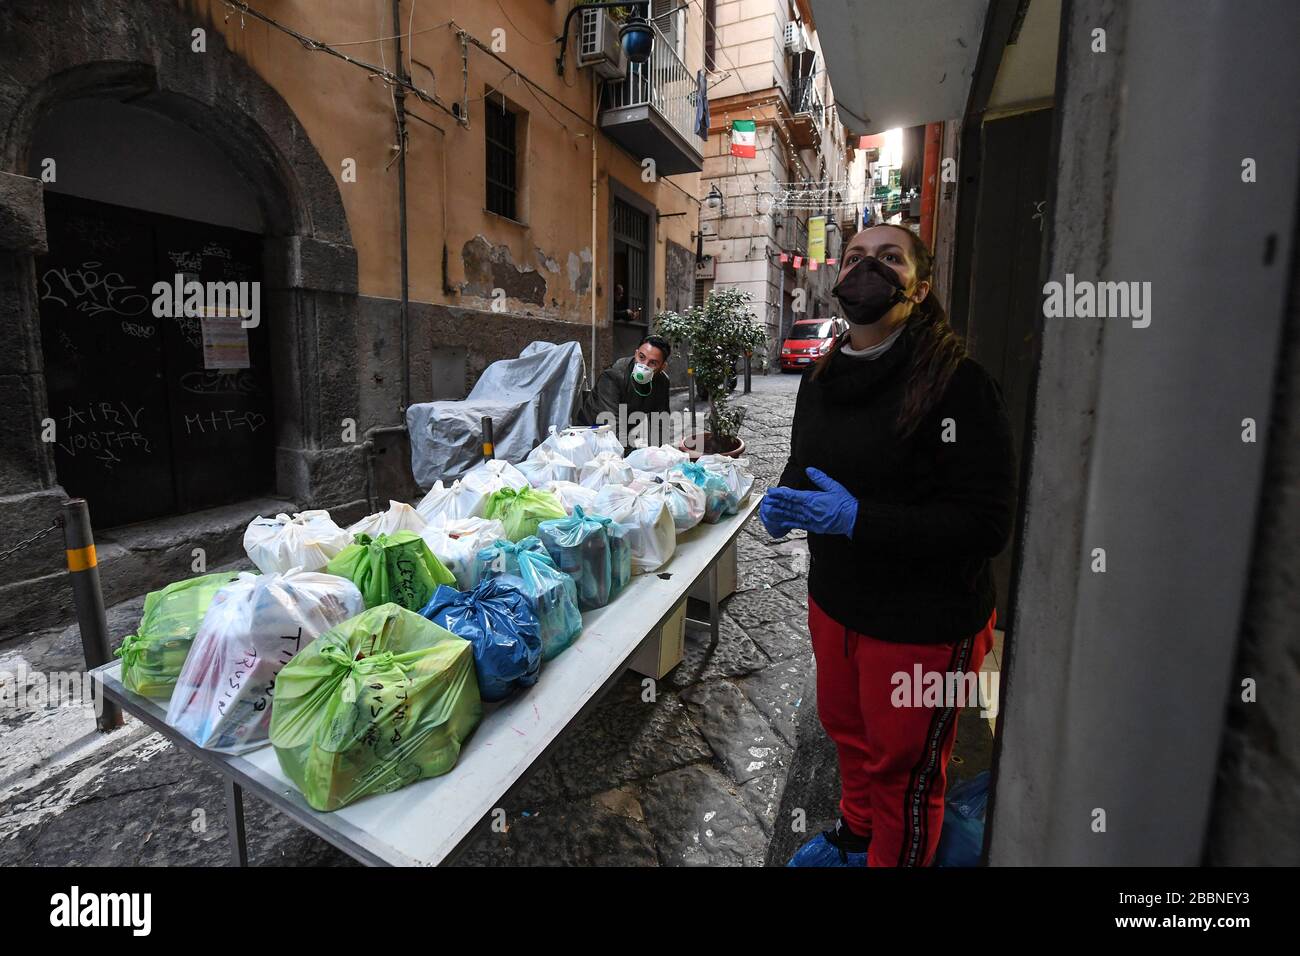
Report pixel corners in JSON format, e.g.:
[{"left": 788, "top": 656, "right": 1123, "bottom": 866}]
[
  {"left": 416, "top": 479, "right": 489, "bottom": 523},
  {"left": 696, "top": 454, "right": 756, "bottom": 510},
  {"left": 579, "top": 451, "right": 636, "bottom": 491},
  {"left": 243, "top": 511, "right": 352, "bottom": 574},
  {"left": 625, "top": 443, "right": 690, "bottom": 474},
  {"left": 347, "top": 500, "right": 427, "bottom": 538},
  {"left": 420, "top": 515, "right": 508, "bottom": 590},
  {"left": 539, "top": 424, "right": 624, "bottom": 467},
  {"left": 640, "top": 474, "right": 707, "bottom": 534},
  {"left": 165, "top": 569, "right": 364, "bottom": 753},
  {"left": 518, "top": 445, "right": 579, "bottom": 486},
  {"left": 591, "top": 484, "right": 676, "bottom": 573},
  {"left": 540, "top": 479, "right": 600, "bottom": 516},
  {"left": 461, "top": 458, "right": 531, "bottom": 499}
]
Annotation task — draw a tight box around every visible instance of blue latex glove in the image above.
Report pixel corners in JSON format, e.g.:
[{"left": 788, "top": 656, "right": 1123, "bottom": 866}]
[
  {"left": 761, "top": 467, "right": 859, "bottom": 538},
  {"left": 759, "top": 490, "right": 797, "bottom": 538}
]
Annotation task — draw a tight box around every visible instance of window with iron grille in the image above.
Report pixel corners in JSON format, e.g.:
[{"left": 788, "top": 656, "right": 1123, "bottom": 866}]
[{"left": 485, "top": 97, "right": 518, "bottom": 220}]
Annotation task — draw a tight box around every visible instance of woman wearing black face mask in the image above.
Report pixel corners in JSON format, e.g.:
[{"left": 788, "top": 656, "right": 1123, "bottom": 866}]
[{"left": 760, "top": 224, "right": 1016, "bottom": 867}]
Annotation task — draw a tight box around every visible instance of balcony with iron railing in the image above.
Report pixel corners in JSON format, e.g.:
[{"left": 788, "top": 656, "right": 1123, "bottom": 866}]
[
  {"left": 599, "top": 21, "right": 704, "bottom": 176},
  {"left": 786, "top": 73, "right": 824, "bottom": 148}
]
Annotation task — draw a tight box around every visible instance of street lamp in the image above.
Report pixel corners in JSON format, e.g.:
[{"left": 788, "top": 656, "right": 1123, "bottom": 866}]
[
  {"left": 706, "top": 183, "right": 725, "bottom": 215},
  {"left": 556, "top": 2, "right": 654, "bottom": 75}
]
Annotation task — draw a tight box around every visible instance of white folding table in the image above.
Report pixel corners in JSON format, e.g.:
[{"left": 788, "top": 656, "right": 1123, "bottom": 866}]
[{"left": 90, "top": 496, "right": 760, "bottom": 866}]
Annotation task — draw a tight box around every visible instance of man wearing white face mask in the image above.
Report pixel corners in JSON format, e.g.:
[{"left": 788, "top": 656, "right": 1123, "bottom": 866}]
[{"left": 573, "top": 335, "right": 672, "bottom": 444}]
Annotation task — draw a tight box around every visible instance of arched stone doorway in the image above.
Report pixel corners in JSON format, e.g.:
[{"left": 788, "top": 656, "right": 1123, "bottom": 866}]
[{"left": 0, "top": 2, "right": 362, "bottom": 635}]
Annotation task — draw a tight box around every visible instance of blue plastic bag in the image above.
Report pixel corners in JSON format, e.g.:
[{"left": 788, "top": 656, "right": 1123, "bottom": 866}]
[
  {"left": 670, "top": 462, "right": 735, "bottom": 524},
  {"left": 935, "top": 771, "right": 989, "bottom": 867},
  {"left": 537, "top": 505, "right": 614, "bottom": 611},
  {"left": 584, "top": 512, "right": 631, "bottom": 597},
  {"left": 418, "top": 575, "right": 542, "bottom": 701},
  {"left": 473, "top": 537, "right": 582, "bottom": 661}
]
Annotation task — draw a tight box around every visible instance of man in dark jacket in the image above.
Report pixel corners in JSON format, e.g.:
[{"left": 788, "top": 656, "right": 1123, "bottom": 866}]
[{"left": 573, "top": 335, "right": 672, "bottom": 447}]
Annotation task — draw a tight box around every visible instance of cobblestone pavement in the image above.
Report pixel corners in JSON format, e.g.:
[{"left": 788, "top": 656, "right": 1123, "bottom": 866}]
[{"left": 0, "top": 371, "right": 818, "bottom": 867}]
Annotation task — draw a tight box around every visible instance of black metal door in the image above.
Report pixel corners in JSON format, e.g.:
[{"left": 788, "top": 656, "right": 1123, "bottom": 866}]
[{"left": 37, "top": 193, "right": 275, "bottom": 528}]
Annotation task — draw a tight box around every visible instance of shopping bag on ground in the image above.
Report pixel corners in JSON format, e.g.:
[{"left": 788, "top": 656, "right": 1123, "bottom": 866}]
[
  {"left": 536, "top": 505, "right": 614, "bottom": 611},
  {"left": 578, "top": 451, "right": 635, "bottom": 491},
  {"left": 696, "top": 454, "right": 756, "bottom": 511},
  {"left": 165, "top": 569, "right": 364, "bottom": 753},
  {"left": 591, "top": 484, "right": 676, "bottom": 573},
  {"left": 473, "top": 536, "right": 583, "bottom": 659},
  {"left": 346, "top": 500, "right": 427, "bottom": 538},
  {"left": 936, "top": 771, "right": 990, "bottom": 867},
  {"left": 419, "top": 515, "right": 507, "bottom": 590},
  {"left": 416, "top": 478, "right": 490, "bottom": 523},
  {"left": 269, "top": 603, "right": 482, "bottom": 811},
  {"left": 518, "top": 446, "right": 579, "bottom": 486},
  {"left": 484, "top": 486, "right": 567, "bottom": 542},
  {"left": 419, "top": 577, "right": 542, "bottom": 701},
  {"left": 117, "top": 570, "right": 244, "bottom": 699},
  {"left": 326, "top": 531, "right": 456, "bottom": 610},
  {"left": 243, "top": 511, "right": 352, "bottom": 574},
  {"left": 670, "top": 462, "right": 734, "bottom": 523}
]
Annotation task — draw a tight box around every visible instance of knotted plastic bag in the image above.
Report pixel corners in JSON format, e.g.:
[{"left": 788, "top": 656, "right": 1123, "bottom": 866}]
[
  {"left": 538, "top": 479, "right": 599, "bottom": 516},
  {"left": 419, "top": 515, "right": 507, "bottom": 590},
  {"left": 416, "top": 478, "right": 490, "bottom": 523},
  {"left": 625, "top": 443, "right": 690, "bottom": 475},
  {"left": 538, "top": 423, "right": 623, "bottom": 467},
  {"left": 591, "top": 484, "right": 676, "bottom": 573},
  {"left": 165, "top": 569, "right": 364, "bottom": 753},
  {"left": 578, "top": 451, "right": 636, "bottom": 491},
  {"left": 484, "top": 486, "right": 568, "bottom": 542},
  {"left": 243, "top": 511, "right": 352, "bottom": 574},
  {"left": 461, "top": 458, "right": 530, "bottom": 499},
  {"left": 536, "top": 505, "right": 614, "bottom": 611},
  {"left": 346, "top": 500, "right": 428, "bottom": 538},
  {"left": 638, "top": 473, "right": 707, "bottom": 534},
  {"left": 696, "top": 454, "right": 756, "bottom": 511},
  {"left": 419, "top": 576, "right": 542, "bottom": 701},
  {"left": 518, "top": 445, "right": 579, "bottom": 486},
  {"left": 585, "top": 512, "right": 632, "bottom": 598},
  {"left": 473, "top": 536, "right": 582, "bottom": 660},
  {"left": 269, "top": 603, "right": 482, "bottom": 811},
  {"left": 117, "top": 570, "right": 243, "bottom": 699},
  {"left": 326, "top": 531, "right": 456, "bottom": 610},
  {"left": 670, "top": 462, "right": 734, "bottom": 524}
]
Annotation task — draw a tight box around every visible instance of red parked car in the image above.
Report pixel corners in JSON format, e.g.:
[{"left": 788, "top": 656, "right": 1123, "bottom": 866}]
[{"left": 780, "top": 318, "right": 847, "bottom": 371}]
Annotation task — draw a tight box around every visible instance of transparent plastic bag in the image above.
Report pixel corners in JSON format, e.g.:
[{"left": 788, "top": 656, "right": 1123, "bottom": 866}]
[
  {"left": 591, "top": 484, "right": 676, "bottom": 573},
  {"left": 483, "top": 486, "right": 568, "bottom": 542},
  {"left": 243, "top": 511, "right": 352, "bottom": 574},
  {"left": 536, "top": 505, "right": 614, "bottom": 611},
  {"left": 346, "top": 500, "right": 428, "bottom": 538},
  {"left": 639, "top": 473, "right": 707, "bottom": 534},
  {"left": 538, "top": 423, "right": 624, "bottom": 467},
  {"left": 539, "top": 478, "right": 600, "bottom": 516},
  {"left": 473, "top": 536, "right": 582, "bottom": 660},
  {"left": 625, "top": 443, "right": 690, "bottom": 474},
  {"left": 518, "top": 446, "right": 579, "bottom": 486},
  {"left": 419, "top": 515, "right": 507, "bottom": 590},
  {"left": 165, "top": 569, "right": 365, "bottom": 753},
  {"left": 696, "top": 454, "right": 756, "bottom": 511},
  {"left": 416, "top": 478, "right": 490, "bottom": 523},
  {"left": 670, "top": 462, "right": 735, "bottom": 524},
  {"left": 326, "top": 531, "right": 457, "bottom": 610},
  {"left": 269, "top": 603, "right": 482, "bottom": 811},
  {"left": 117, "top": 571, "right": 244, "bottom": 699},
  {"left": 420, "top": 576, "right": 542, "bottom": 701},
  {"left": 578, "top": 451, "right": 636, "bottom": 491},
  {"left": 461, "top": 458, "right": 530, "bottom": 498}
]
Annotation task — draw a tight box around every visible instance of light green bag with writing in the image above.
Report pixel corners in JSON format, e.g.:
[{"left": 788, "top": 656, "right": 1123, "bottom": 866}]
[{"left": 325, "top": 531, "right": 455, "bottom": 611}]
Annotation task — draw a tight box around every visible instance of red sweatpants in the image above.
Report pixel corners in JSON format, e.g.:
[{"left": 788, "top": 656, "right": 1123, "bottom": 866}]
[{"left": 808, "top": 593, "right": 995, "bottom": 867}]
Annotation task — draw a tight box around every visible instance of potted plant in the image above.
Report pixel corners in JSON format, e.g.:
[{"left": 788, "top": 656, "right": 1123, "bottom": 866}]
[{"left": 655, "top": 287, "right": 767, "bottom": 459}]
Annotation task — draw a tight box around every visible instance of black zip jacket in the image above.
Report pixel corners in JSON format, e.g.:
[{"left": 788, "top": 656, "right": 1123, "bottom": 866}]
[{"left": 777, "top": 323, "right": 1016, "bottom": 644}]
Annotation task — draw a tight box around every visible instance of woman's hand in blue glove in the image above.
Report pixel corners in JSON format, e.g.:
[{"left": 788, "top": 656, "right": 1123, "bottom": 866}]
[
  {"left": 761, "top": 467, "right": 859, "bottom": 538},
  {"left": 759, "top": 489, "right": 797, "bottom": 538}
]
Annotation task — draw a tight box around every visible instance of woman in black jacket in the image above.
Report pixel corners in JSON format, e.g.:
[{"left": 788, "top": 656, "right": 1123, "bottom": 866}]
[{"left": 761, "top": 223, "right": 1016, "bottom": 867}]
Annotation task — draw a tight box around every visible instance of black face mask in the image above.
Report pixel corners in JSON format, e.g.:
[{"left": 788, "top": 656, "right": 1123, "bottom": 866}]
[{"left": 832, "top": 255, "right": 910, "bottom": 325}]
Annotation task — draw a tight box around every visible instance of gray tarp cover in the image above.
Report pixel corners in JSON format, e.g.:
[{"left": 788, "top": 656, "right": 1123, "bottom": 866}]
[{"left": 406, "top": 340, "right": 585, "bottom": 488}]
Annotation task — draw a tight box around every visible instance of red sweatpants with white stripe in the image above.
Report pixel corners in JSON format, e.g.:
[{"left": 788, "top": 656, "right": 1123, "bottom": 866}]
[{"left": 808, "top": 593, "right": 996, "bottom": 867}]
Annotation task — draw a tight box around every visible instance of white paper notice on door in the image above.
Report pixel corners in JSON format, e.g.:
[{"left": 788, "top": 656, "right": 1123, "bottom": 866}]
[{"left": 201, "top": 315, "right": 251, "bottom": 369}]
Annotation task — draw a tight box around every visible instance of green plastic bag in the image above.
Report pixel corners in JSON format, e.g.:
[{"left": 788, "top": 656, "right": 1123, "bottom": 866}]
[
  {"left": 484, "top": 486, "right": 567, "bottom": 542},
  {"left": 269, "top": 603, "right": 482, "bottom": 811},
  {"left": 116, "top": 571, "right": 243, "bottom": 698},
  {"left": 325, "top": 531, "right": 455, "bottom": 610}
]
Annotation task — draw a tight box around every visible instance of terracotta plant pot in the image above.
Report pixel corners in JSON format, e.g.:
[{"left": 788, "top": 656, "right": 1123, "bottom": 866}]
[{"left": 679, "top": 433, "right": 745, "bottom": 461}]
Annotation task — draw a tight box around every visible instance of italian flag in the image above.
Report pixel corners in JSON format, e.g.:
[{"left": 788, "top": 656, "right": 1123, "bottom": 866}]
[{"left": 730, "top": 119, "right": 756, "bottom": 158}]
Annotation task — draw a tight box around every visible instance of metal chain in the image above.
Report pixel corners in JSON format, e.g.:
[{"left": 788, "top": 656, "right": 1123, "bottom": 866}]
[{"left": 0, "top": 516, "right": 63, "bottom": 563}]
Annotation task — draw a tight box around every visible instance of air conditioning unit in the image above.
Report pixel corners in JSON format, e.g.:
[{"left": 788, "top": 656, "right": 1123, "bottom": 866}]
[
  {"left": 579, "top": 8, "right": 629, "bottom": 80},
  {"left": 784, "top": 21, "right": 809, "bottom": 54}
]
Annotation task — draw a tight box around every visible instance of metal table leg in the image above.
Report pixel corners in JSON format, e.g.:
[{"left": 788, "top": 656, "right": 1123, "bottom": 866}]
[
  {"left": 225, "top": 776, "right": 249, "bottom": 867},
  {"left": 707, "top": 560, "right": 720, "bottom": 642}
]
